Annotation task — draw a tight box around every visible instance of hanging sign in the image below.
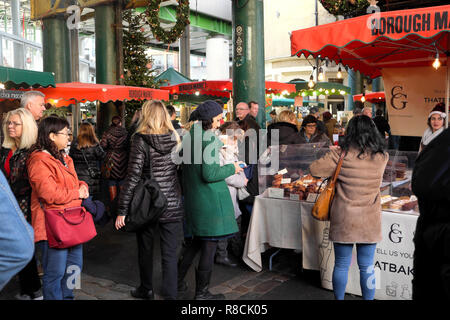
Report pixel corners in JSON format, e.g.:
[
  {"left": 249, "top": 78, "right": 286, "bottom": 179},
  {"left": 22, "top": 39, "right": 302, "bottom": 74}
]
[{"left": 382, "top": 66, "right": 448, "bottom": 137}]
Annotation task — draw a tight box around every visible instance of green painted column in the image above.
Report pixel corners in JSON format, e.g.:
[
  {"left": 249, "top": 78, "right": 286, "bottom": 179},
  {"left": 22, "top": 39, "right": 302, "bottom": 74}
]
[
  {"left": 347, "top": 70, "right": 364, "bottom": 111},
  {"left": 232, "top": 0, "right": 265, "bottom": 128},
  {"left": 42, "top": 16, "right": 72, "bottom": 83},
  {"left": 95, "top": 4, "right": 120, "bottom": 136}
]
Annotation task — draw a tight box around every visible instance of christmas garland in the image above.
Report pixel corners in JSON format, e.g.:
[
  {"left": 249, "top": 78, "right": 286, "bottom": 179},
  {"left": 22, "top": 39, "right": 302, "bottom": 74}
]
[
  {"left": 145, "top": 0, "right": 190, "bottom": 44},
  {"left": 319, "top": 0, "right": 368, "bottom": 17}
]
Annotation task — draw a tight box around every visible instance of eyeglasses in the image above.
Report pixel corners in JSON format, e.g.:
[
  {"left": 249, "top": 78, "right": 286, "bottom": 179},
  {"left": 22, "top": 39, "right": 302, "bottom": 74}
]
[
  {"left": 305, "top": 124, "right": 317, "bottom": 128},
  {"left": 55, "top": 131, "right": 70, "bottom": 137},
  {"left": 6, "top": 121, "right": 22, "bottom": 127}
]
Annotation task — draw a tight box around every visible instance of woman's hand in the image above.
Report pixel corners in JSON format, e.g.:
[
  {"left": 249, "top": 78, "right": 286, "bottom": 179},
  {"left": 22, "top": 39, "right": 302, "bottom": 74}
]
[
  {"left": 244, "top": 177, "right": 249, "bottom": 186},
  {"left": 79, "top": 185, "right": 89, "bottom": 199},
  {"left": 115, "top": 215, "right": 126, "bottom": 230},
  {"left": 233, "top": 162, "right": 244, "bottom": 174},
  {"left": 329, "top": 145, "right": 341, "bottom": 152}
]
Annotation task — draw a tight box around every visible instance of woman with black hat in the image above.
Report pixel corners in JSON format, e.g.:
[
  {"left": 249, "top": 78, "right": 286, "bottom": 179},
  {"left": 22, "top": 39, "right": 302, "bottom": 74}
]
[{"left": 177, "top": 100, "right": 243, "bottom": 300}]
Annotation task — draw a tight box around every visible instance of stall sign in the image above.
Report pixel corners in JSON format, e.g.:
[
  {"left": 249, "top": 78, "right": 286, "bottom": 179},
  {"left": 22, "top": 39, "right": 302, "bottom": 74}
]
[
  {"left": 0, "top": 90, "right": 23, "bottom": 100},
  {"left": 382, "top": 66, "right": 448, "bottom": 136}
]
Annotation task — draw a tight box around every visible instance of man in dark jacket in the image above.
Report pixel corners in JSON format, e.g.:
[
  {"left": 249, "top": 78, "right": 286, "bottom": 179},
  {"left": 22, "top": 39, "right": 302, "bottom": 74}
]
[
  {"left": 166, "top": 105, "right": 181, "bottom": 130},
  {"left": 373, "top": 109, "right": 391, "bottom": 138},
  {"left": 411, "top": 127, "right": 450, "bottom": 300}
]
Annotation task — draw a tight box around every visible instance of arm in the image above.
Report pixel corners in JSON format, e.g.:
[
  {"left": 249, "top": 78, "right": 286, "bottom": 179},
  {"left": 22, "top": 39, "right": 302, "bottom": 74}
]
[
  {"left": 309, "top": 149, "right": 339, "bottom": 178},
  {"left": 201, "top": 138, "right": 235, "bottom": 183},
  {"left": 225, "top": 172, "right": 247, "bottom": 188},
  {"left": 28, "top": 159, "right": 80, "bottom": 205},
  {"left": 100, "top": 131, "right": 109, "bottom": 150},
  {"left": 116, "top": 135, "right": 146, "bottom": 216}
]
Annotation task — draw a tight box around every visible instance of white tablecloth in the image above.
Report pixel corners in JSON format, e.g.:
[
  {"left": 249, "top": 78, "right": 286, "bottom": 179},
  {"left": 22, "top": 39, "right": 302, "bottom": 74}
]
[{"left": 242, "top": 194, "right": 418, "bottom": 300}]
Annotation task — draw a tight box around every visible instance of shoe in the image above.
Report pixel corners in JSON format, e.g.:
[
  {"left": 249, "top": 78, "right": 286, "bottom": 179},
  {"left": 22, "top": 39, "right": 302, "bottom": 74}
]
[
  {"left": 215, "top": 256, "right": 238, "bottom": 268},
  {"left": 15, "top": 289, "right": 43, "bottom": 300},
  {"left": 178, "top": 280, "right": 188, "bottom": 295},
  {"left": 130, "top": 287, "right": 154, "bottom": 300},
  {"left": 194, "top": 269, "right": 225, "bottom": 300}
]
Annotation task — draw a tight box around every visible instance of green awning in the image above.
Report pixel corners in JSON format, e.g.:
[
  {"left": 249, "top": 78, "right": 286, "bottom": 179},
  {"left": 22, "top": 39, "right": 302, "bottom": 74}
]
[
  {"left": 272, "top": 98, "right": 294, "bottom": 106},
  {"left": 0, "top": 66, "right": 55, "bottom": 89},
  {"left": 288, "top": 80, "right": 350, "bottom": 97},
  {"left": 170, "top": 94, "right": 229, "bottom": 104},
  {"left": 155, "top": 67, "right": 192, "bottom": 86}
]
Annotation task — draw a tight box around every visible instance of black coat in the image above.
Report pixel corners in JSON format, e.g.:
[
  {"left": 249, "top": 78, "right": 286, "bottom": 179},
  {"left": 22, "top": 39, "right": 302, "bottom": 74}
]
[
  {"left": 100, "top": 125, "right": 129, "bottom": 180},
  {"left": 0, "top": 147, "right": 31, "bottom": 219},
  {"left": 69, "top": 142, "right": 105, "bottom": 199},
  {"left": 267, "top": 122, "right": 301, "bottom": 146},
  {"left": 117, "top": 132, "right": 184, "bottom": 223},
  {"left": 411, "top": 127, "right": 450, "bottom": 300},
  {"left": 373, "top": 115, "right": 391, "bottom": 136}
]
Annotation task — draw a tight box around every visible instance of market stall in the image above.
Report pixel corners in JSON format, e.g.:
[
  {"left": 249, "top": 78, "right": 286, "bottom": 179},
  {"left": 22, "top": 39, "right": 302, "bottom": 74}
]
[
  {"left": 290, "top": 4, "right": 450, "bottom": 134},
  {"left": 242, "top": 143, "right": 418, "bottom": 300}
]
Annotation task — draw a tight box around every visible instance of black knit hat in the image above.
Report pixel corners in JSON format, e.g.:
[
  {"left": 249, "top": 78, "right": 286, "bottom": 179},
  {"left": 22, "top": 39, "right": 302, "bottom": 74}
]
[{"left": 189, "top": 100, "right": 223, "bottom": 122}]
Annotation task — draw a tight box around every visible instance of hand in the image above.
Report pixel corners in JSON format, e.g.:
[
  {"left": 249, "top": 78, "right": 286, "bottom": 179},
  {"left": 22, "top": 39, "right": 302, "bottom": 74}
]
[
  {"left": 78, "top": 185, "right": 89, "bottom": 199},
  {"left": 115, "top": 215, "right": 126, "bottom": 230},
  {"left": 244, "top": 178, "right": 249, "bottom": 186},
  {"left": 233, "top": 162, "right": 244, "bottom": 174},
  {"left": 329, "top": 145, "right": 341, "bottom": 152}
]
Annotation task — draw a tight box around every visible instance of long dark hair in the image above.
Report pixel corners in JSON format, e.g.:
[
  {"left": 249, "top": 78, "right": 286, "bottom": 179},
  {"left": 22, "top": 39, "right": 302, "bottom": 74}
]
[
  {"left": 341, "top": 115, "right": 386, "bottom": 158},
  {"left": 30, "top": 116, "right": 70, "bottom": 163}
]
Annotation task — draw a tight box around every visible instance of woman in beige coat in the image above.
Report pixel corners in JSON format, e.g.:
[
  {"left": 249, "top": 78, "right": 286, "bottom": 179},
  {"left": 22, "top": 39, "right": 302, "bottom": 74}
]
[{"left": 310, "top": 115, "right": 388, "bottom": 300}]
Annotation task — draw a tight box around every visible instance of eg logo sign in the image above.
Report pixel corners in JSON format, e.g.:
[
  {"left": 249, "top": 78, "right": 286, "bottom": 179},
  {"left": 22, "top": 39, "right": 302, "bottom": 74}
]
[
  {"left": 389, "top": 223, "right": 403, "bottom": 244},
  {"left": 390, "top": 86, "right": 408, "bottom": 110}
]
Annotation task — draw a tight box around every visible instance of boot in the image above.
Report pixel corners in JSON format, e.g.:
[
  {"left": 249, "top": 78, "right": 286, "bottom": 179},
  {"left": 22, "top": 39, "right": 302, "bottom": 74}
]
[
  {"left": 194, "top": 269, "right": 225, "bottom": 300},
  {"left": 108, "top": 186, "right": 117, "bottom": 202},
  {"left": 177, "top": 257, "right": 191, "bottom": 296}
]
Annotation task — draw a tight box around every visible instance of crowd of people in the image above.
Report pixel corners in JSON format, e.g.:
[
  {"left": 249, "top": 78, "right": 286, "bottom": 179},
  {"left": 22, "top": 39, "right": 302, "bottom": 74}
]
[{"left": 0, "top": 91, "right": 448, "bottom": 301}]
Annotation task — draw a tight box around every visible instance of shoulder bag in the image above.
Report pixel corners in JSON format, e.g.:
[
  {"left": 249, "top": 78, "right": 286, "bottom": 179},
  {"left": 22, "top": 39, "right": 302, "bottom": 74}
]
[
  {"left": 81, "top": 148, "right": 101, "bottom": 179},
  {"left": 311, "top": 151, "right": 345, "bottom": 221},
  {"left": 44, "top": 206, "right": 97, "bottom": 248},
  {"left": 101, "top": 152, "right": 114, "bottom": 179},
  {"left": 121, "top": 136, "right": 167, "bottom": 232}
]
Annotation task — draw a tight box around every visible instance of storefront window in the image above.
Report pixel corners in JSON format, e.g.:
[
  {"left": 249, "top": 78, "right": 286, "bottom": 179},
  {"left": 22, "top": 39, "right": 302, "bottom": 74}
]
[{"left": 25, "top": 46, "right": 43, "bottom": 71}]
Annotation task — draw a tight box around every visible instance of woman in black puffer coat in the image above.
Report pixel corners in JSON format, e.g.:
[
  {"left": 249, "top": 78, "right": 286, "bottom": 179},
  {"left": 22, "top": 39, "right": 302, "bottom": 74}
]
[
  {"left": 115, "top": 100, "right": 183, "bottom": 300},
  {"left": 69, "top": 122, "right": 105, "bottom": 200},
  {"left": 100, "top": 116, "right": 129, "bottom": 203}
]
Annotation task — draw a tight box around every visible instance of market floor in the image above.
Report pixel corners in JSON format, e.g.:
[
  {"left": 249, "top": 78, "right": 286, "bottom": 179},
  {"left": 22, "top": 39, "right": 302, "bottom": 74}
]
[{"left": 0, "top": 219, "right": 361, "bottom": 301}]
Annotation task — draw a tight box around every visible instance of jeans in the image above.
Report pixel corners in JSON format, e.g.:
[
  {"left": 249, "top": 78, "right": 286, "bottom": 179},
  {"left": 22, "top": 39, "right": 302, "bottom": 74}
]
[
  {"left": 332, "top": 243, "right": 377, "bottom": 300},
  {"left": 0, "top": 171, "right": 34, "bottom": 291},
  {"left": 39, "top": 241, "right": 83, "bottom": 300},
  {"left": 136, "top": 221, "right": 182, "bottom": 300}
]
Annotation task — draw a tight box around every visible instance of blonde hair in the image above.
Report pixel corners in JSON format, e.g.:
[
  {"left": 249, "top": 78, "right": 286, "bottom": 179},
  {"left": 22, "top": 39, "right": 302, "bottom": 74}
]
[
  {"left": 136, "top": 100, "right": 181, "bottom": 145},
  {"left": 2, "top": 108, "right": 38, "bottom": 150},
  {"left": 77, "top": 122, "right": 99, "bottom": 148},
  {"left": 277, "top": 110, "right": 297, "bottom": 125}
]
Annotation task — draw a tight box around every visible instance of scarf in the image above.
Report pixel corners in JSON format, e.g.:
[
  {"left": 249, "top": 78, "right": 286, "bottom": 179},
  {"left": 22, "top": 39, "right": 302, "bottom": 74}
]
[{"left": 421, "top": 127, "right": 444, "bottom": 147}]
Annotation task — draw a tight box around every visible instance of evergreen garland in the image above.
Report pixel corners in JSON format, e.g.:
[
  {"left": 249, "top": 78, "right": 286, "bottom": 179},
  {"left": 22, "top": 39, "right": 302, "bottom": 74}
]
[
  {"left": 319, "top": 0, "right": 368, "bottom": 17},
  {"left": 145, "top": 0, "right": 190, "bottom": 44}
]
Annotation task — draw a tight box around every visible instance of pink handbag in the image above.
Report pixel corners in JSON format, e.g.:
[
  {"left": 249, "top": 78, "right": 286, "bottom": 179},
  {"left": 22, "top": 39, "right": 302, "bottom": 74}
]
[{"left": 44, "top": 206, "right": 97, "bottom": 249}]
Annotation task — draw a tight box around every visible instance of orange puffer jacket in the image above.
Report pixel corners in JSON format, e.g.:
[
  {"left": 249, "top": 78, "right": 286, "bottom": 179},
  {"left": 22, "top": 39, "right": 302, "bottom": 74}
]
[{"left": 27, "top": 150, "right": 88, "bottom": 243}]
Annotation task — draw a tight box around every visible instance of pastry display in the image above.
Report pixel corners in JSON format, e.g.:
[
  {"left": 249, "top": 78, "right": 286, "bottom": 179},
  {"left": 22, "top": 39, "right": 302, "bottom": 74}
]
[
  {"left": 270, "top": 171, "right": 324, "bottom": 200},
  {"left": 383, "top": 160, "right": 408, "bottom": 182},
  {"left": 386, "top": 195, "right": 419, "bottom": 213}
]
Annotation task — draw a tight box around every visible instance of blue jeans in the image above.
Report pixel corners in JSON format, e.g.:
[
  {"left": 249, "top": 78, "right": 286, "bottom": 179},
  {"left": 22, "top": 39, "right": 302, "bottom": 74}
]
[
  {"left": 0, "top": 171, "right": 34, "bottom": 291},
  {"left": 332, "top": 243, "right": 377, "bottom": 300},
  {"left": 39, "top": 241, "right": 83, "bottom": 300}
]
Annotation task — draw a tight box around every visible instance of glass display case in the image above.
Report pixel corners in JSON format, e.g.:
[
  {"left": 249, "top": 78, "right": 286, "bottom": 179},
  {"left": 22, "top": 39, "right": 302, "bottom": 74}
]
[
  {"left": 258, "top": 142, "right": 330, "bottom": 201},
  {"left": 258, "top": 145, "right": 419, "bottom": 214},
  {"left": 380, "top": 150, "right": 419, "bottom": 215}
]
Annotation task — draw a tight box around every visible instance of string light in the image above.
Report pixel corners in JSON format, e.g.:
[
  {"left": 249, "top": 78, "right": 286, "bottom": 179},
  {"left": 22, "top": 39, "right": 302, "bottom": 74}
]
[
  {"left": 361, "top": 94, "right": 366, "bottom": 103},
  {"left": 337, "top": 66, "right": 343, "bottom": 79},
  {"left": 433, "top": 52, "right": 441, "bottom": 70},
  {"left": 308, "top": 74, "right": 315, "bottom": 88},
  {"left": 318, "top": 67, "right": 325, "bottom": 81}
]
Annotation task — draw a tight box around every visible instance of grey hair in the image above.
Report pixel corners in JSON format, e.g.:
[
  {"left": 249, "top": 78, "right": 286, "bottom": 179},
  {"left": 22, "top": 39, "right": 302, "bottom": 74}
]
[{"left": 20, "top": 91, "right": 45, "bottom": 108}]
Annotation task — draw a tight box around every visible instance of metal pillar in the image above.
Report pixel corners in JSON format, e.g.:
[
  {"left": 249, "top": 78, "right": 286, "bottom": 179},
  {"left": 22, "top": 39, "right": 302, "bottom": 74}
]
[
  {"left": 232, "top": 0, "right": 265, "bottom": 128},
  {"left": 11, "top": 0, "right": 24, "bottom": 69},
  {"left": 95, "top": 4, "right": 120, "bottom": 136},
  {"left": 71, "top": 28, "right": 81, "bottom": 137},
  {"left": 347, "top": 70, "right": 363, "bottom": 111},
  {"left": 179, "top": 24, "right": 190, "bottom": 78},
  {"left": 42, "top": 16, "right": 72, "bottom": 83}
]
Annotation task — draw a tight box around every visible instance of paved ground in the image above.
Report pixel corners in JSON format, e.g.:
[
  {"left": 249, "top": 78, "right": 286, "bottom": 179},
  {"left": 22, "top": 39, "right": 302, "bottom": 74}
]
[{"left": 0, "top": 219, "right": 361, "bottom": 301}]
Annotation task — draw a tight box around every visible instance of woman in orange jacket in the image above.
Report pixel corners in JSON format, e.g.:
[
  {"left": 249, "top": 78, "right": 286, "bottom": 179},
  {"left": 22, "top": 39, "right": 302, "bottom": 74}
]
[{"left": 27, "top": 116, "right": 90, "bottom": 300}]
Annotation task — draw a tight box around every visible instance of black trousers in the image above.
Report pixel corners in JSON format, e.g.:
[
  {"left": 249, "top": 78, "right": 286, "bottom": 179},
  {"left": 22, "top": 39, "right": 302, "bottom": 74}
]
[
  {"left": 136, "top": 221, "right": 182, "bottom": 300},
  {"left": 18, "top": 254, "right": 41, "bottom": 295}
]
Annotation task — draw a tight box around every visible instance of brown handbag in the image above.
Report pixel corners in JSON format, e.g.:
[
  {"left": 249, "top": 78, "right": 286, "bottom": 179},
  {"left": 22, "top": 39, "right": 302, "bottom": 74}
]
[{"left": 311, "top": 151, "right": 345, "bottom": 221}]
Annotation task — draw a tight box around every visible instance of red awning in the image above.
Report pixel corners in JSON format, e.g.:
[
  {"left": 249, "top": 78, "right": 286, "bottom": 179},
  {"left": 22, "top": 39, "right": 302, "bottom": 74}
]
[
  {"left": 353, "top": 91, "right": 385, "bottom": 103},
  {"left": 37, "top": 82, "right": 169, "bottom": 107},
  {"left": 160, "top": 80, "right": 296, "bottom": 97},
  {"left": 291, "top": 5, "right": 450, "bottom": 78}
]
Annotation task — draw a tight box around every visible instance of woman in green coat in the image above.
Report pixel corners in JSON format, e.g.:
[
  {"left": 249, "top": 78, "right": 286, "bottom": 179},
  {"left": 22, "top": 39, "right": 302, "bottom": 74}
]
[{"left": 178, "top": 100, "right": 243, "bottom": 300}]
